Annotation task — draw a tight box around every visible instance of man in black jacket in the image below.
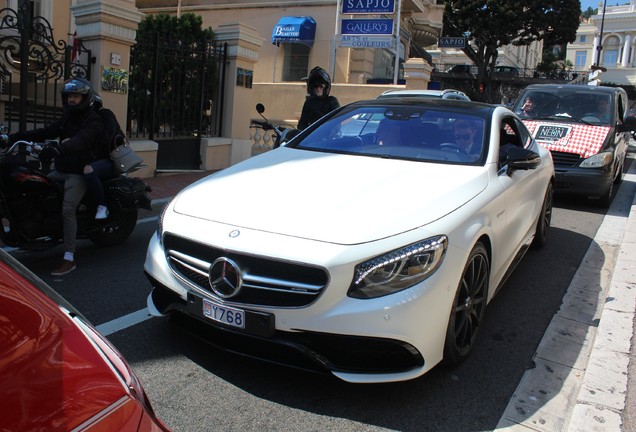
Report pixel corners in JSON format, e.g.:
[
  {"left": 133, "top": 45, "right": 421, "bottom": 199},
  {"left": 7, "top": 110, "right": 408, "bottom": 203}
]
[
  {"left": 10, "top": 78, "right": 105, "bottom": 276},
  {"left": 297, "top": 67, "right": 340, "bottom": 130}
]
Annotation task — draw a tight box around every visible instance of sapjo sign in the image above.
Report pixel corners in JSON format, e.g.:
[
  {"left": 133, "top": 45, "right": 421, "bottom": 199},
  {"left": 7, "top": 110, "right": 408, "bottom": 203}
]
[{"left": 342, "top": 0, "right": 395, "bottom": 14}]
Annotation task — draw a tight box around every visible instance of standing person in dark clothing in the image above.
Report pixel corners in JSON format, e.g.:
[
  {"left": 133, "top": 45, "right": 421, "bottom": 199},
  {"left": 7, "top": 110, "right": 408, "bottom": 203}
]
[
  {"left": 297, "top": 67, "right": 340, "bottom": 130},
  {"left": 8, "top": 78, "right": 106, "bottom": 276}
]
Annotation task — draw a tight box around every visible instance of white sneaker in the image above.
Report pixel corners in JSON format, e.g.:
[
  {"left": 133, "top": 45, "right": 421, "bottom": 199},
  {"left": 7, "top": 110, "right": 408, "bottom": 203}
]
[{"left": 95, "top": 205, "right": 109, "bottom": 220}]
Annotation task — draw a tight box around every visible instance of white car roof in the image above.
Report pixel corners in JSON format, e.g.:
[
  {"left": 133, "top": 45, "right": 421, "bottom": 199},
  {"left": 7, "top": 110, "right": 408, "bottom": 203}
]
[{"left": 377, "top": 89, "right": 470, "bottom": 100}]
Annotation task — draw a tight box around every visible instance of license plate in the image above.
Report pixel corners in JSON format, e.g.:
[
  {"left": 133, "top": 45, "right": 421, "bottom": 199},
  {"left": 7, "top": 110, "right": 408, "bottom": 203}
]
[
  {"left": 535, "top": 124, "right": 571, "bottom": 142},
  {"left": 202, "top": 298, "right": 245, "bottom": 329}
]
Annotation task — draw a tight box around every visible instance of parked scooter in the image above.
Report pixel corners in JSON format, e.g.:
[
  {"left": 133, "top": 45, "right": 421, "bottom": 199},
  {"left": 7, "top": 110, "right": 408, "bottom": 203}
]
[
  {"left": 251, "top": 103, "right": 299, "bottom": 149},
  {"left": 0, "top": 132, "right": 151, "bottom": 250}
]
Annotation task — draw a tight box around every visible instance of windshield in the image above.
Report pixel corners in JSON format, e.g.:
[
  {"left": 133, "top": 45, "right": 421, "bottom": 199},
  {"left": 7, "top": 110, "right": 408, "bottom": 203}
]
[
  {"left": 289, "top": 105, "right": 488, "bottom": 165},
  {"left": 514, "top": 89, "right": 613, "bottom": 125}
]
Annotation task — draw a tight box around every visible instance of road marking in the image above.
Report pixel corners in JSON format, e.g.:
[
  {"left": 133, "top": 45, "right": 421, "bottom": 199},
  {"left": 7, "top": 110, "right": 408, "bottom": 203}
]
[{"left": 96, "top": 307, "right": 154, "bottom": 336}]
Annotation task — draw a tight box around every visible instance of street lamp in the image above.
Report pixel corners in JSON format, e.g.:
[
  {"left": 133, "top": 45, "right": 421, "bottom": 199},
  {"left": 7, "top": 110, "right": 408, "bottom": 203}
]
[{"left": 594, "top": 0, "right": 608, "bottom": 68}]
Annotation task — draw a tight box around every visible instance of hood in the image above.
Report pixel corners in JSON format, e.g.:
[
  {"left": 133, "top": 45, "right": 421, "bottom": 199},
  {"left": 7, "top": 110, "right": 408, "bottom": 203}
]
[
  {"left": 173, "top": 148, "right": 488, "bottom": 245},
  {"left": 523, "top": 120, "right": 611, "bottom": 159}
]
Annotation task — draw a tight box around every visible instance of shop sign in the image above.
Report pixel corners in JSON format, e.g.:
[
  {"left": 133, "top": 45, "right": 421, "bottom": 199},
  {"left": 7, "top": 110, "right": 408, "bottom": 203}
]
[
  {"left": 438, "top": 37, "right": 466, "bottom": 48},
  {"left": 342, "top": 0, "right": 395, "bottom": 14},
  {"left": 340, "top": 35, "right": 393, "bottom": 48},
  {"left": 341, "top": 19, "right": 393, "bottom": 35}
]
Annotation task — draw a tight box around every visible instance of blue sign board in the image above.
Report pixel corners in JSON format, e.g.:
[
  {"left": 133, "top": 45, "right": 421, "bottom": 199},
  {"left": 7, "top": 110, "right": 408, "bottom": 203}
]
[
  {"left": 271, "top": 16, "right": 316, "bottom": 47},
  {"left": 438, "top": 37, "right": 466, "bottom": 48},
  {"left": 341, "top": 19, "right": 393, "bottom": 35},
  {"left": 342, "top": 0, "right": 395, "bottom": 14}
]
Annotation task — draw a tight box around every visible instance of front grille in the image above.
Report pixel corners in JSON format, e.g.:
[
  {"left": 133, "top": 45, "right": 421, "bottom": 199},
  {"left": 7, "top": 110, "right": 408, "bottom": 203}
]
[
  {"left": 550, "top": 150, "right": 581, "bottom": 168},
  {"left": 164, "top": 233, "right": 329, "bottom": 307}
]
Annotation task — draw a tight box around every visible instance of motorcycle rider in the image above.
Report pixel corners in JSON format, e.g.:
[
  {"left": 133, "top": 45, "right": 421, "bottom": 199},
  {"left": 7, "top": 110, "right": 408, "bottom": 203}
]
[
  {"left": 87, "top": 94, "right": 116, "bottom": 220},
  {"left": 8, "top": 78, "right": 106, "bottom": 276},
  {"left": 297, "top": 67, "right": 340, "bottom": 130}
]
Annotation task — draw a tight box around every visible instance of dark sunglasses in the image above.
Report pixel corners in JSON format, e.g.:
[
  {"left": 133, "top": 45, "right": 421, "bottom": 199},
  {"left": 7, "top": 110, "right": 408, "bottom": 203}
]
[
  {"left": 455, "top": 133, "right": 471, "bottom": 140},
  {"left": 315, "top": 83, "right": 326, "bottom": 88}
]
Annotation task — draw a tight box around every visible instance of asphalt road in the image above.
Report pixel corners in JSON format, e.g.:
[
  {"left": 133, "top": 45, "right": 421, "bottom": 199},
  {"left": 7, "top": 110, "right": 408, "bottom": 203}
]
[{"left": 9, "top": 155, "right": 633, "bottom": 432}]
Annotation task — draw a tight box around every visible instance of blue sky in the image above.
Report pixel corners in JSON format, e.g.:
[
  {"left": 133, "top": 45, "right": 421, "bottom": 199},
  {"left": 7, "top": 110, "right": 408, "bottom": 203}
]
[
  {"left": 581, "top": 0, "right": 629, "bottom": 11},
  {"left": 581, "top": 0, "right": 596, "bottom": 9}
]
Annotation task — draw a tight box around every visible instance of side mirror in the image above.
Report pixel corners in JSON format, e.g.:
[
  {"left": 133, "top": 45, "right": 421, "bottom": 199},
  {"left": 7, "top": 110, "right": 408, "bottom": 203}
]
[
  {"left": 256, "top": 103, "right": 265, "bottom": 115},
  {"left": 617, "top": 115, "right": 636, "bottom": 132},
  {"left": 506, "top": 147, "right": 541, "bottom": 172}
]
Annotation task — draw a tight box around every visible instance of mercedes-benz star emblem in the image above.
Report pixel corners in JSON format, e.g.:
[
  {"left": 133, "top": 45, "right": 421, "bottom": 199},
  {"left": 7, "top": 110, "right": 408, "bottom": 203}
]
[{"left": 208, "top": 257, "right": 242, "bottom": 298}]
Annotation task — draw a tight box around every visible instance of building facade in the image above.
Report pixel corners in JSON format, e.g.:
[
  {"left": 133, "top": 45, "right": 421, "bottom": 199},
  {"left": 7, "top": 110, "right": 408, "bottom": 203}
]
[
  {"left": 136, "top": 0, "right": 444, "bottom": 87},
  {"left": 134, "top": 0, "right": 452, "bottom": 128},
  {"left": 566, "top": 0, "right": 636, "bottom": 86}
]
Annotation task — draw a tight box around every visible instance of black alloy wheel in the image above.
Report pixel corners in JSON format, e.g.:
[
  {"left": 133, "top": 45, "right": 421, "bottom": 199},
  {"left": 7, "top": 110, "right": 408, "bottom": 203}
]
[
  {"left": 532, "top": 182, "right": 553, "bottom": 248},
  {"left": 443, "top": 242, "right": 489, "bottom": 365}
]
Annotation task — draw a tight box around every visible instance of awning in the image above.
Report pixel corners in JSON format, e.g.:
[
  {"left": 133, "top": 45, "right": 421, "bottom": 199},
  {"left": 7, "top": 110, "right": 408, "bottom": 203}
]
[{"left": 272, "top": 16, "right": 316, "bottom": 47}]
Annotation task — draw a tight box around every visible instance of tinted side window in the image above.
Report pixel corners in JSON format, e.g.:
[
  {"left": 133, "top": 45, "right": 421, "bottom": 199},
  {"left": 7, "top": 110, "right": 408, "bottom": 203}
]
[
  {"left": 499, "top": 117, "right": 529, "bottom": 168},
  {"left": 617, "top": 93, "right": 626, "bottom": 119}
]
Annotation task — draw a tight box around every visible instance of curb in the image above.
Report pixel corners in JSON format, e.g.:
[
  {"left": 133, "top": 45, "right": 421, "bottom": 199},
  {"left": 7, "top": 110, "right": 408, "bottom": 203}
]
[
  {"left": 568, "top": 163, "right": 636, "bottom": 430},
  {"left": 496, "top": 155, "right": 636, "bottom": 431}
]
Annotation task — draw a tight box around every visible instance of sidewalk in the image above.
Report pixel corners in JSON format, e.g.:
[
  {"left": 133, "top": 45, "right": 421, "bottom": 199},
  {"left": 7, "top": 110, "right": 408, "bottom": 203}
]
[
  {"left": 142, "top": 170, "right": 212, "bottom": 202},
  {"left": 140, "top": 163, "right": 636, "bottom": 431},
  {"left": 497, "top": 159, "right": 636, "bottom": 431}
]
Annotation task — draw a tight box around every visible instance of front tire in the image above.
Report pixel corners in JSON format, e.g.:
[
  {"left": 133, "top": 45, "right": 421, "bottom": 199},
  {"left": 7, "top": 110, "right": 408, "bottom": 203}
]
[
  {"left": 443, "top": 242, "right": 489, "bottom": 365},
  {"left": 89, "top": 209, "right": 137, "bottom": 246},
  {"left": 597, "top": 179, "right": 614, "bottom": 208},
  {"left": 532, "top": 182, "right": 553, "bottom": 248}
]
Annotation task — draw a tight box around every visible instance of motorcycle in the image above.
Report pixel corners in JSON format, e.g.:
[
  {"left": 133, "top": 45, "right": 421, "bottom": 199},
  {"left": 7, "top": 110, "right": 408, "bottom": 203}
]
[
  {"left": 0, "top": 132, "right": 151, "bottom": 251},
  {"left": 251, "top": 103, "right": 299, "bottom": 149}
]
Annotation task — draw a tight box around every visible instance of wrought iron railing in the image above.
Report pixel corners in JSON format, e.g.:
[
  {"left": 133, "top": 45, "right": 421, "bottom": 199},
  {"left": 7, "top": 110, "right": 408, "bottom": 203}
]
[
  {"left": 126, "top": 34, "right": 226, "bottom": 141},
  {"left": 0, "top": 3, "right": 92, "bottom": 132}
]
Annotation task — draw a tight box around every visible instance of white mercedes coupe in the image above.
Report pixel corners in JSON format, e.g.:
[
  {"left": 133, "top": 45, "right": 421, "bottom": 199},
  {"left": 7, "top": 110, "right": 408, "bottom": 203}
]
[{"left": 144, "top": 98, "right": 555, "bottom": 383}]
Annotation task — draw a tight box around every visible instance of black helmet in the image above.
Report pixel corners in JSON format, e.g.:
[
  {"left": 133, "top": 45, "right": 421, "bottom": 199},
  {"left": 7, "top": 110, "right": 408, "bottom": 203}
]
[
  {"left": 305, "top": 66, "right": 332, "bottom": 97},
  {"left": 61, "top": 78, "right": 94, "bottom": 113}
]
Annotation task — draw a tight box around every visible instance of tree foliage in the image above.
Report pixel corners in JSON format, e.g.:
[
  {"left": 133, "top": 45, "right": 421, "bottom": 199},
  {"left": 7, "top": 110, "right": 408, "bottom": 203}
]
[
  {"left": 443, "top": 0, "right": 581, "bottom": 102},
  {"left": 128, "top": 13, "right": 217, "bottom": 137},
  {"left": 137, "top": 13, "right": 214, "bottom": 46},
  {"left": 582, "top": 7, "right": 597, "bottom": 20}
]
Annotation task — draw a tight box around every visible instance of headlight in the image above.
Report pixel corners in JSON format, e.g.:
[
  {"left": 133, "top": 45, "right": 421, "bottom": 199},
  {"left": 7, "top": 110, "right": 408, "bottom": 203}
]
[
  {"left": 348, "top": 236, "right": 448, "bottom": 299},
  {"left": 579, "top": 151, "right": 613, "bottom": 168}
]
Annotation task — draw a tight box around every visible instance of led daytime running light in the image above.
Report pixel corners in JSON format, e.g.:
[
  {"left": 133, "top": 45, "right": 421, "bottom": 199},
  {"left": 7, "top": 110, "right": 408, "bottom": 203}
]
[{"left": 355, "top": 236, "right": 447, "bottom": 285}]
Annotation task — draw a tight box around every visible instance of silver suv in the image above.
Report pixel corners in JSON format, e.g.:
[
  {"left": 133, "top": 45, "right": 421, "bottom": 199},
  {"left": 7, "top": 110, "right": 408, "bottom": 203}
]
[{"left": 377, "top": 89, "right": 470, "bottom": 101}]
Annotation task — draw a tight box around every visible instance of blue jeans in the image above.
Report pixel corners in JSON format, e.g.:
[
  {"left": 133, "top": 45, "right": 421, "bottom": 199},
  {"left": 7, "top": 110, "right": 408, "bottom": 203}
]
[{"left": 84, "top": 158, "right": 114, "bottom": 206}]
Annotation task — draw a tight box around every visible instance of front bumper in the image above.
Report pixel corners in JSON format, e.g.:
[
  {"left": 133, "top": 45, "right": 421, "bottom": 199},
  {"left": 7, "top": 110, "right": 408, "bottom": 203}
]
[
  {"left": 553, "top": 166, "right": 613, "bottom": 199},
  {"left": 146, "top": 276, "right": 425, "bottom": 381}
]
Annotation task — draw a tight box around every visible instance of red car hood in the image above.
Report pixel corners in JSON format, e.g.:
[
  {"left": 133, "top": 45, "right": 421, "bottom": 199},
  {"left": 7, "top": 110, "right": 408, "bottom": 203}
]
[
  {"left": 0, "top": 261, "right": 128, "bottom": 431},
  {"left": 523, "top": 120, "right": 610, "bottom": 159}
]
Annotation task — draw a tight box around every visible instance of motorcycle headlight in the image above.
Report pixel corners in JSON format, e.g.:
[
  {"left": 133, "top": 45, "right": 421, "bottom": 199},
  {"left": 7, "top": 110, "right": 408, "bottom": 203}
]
[
  {"left": 579, "top": 151, "right": 613, "bottom": 168},
  {"left": 348, "top": 236, "right": 448, "bottom": 299}
]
